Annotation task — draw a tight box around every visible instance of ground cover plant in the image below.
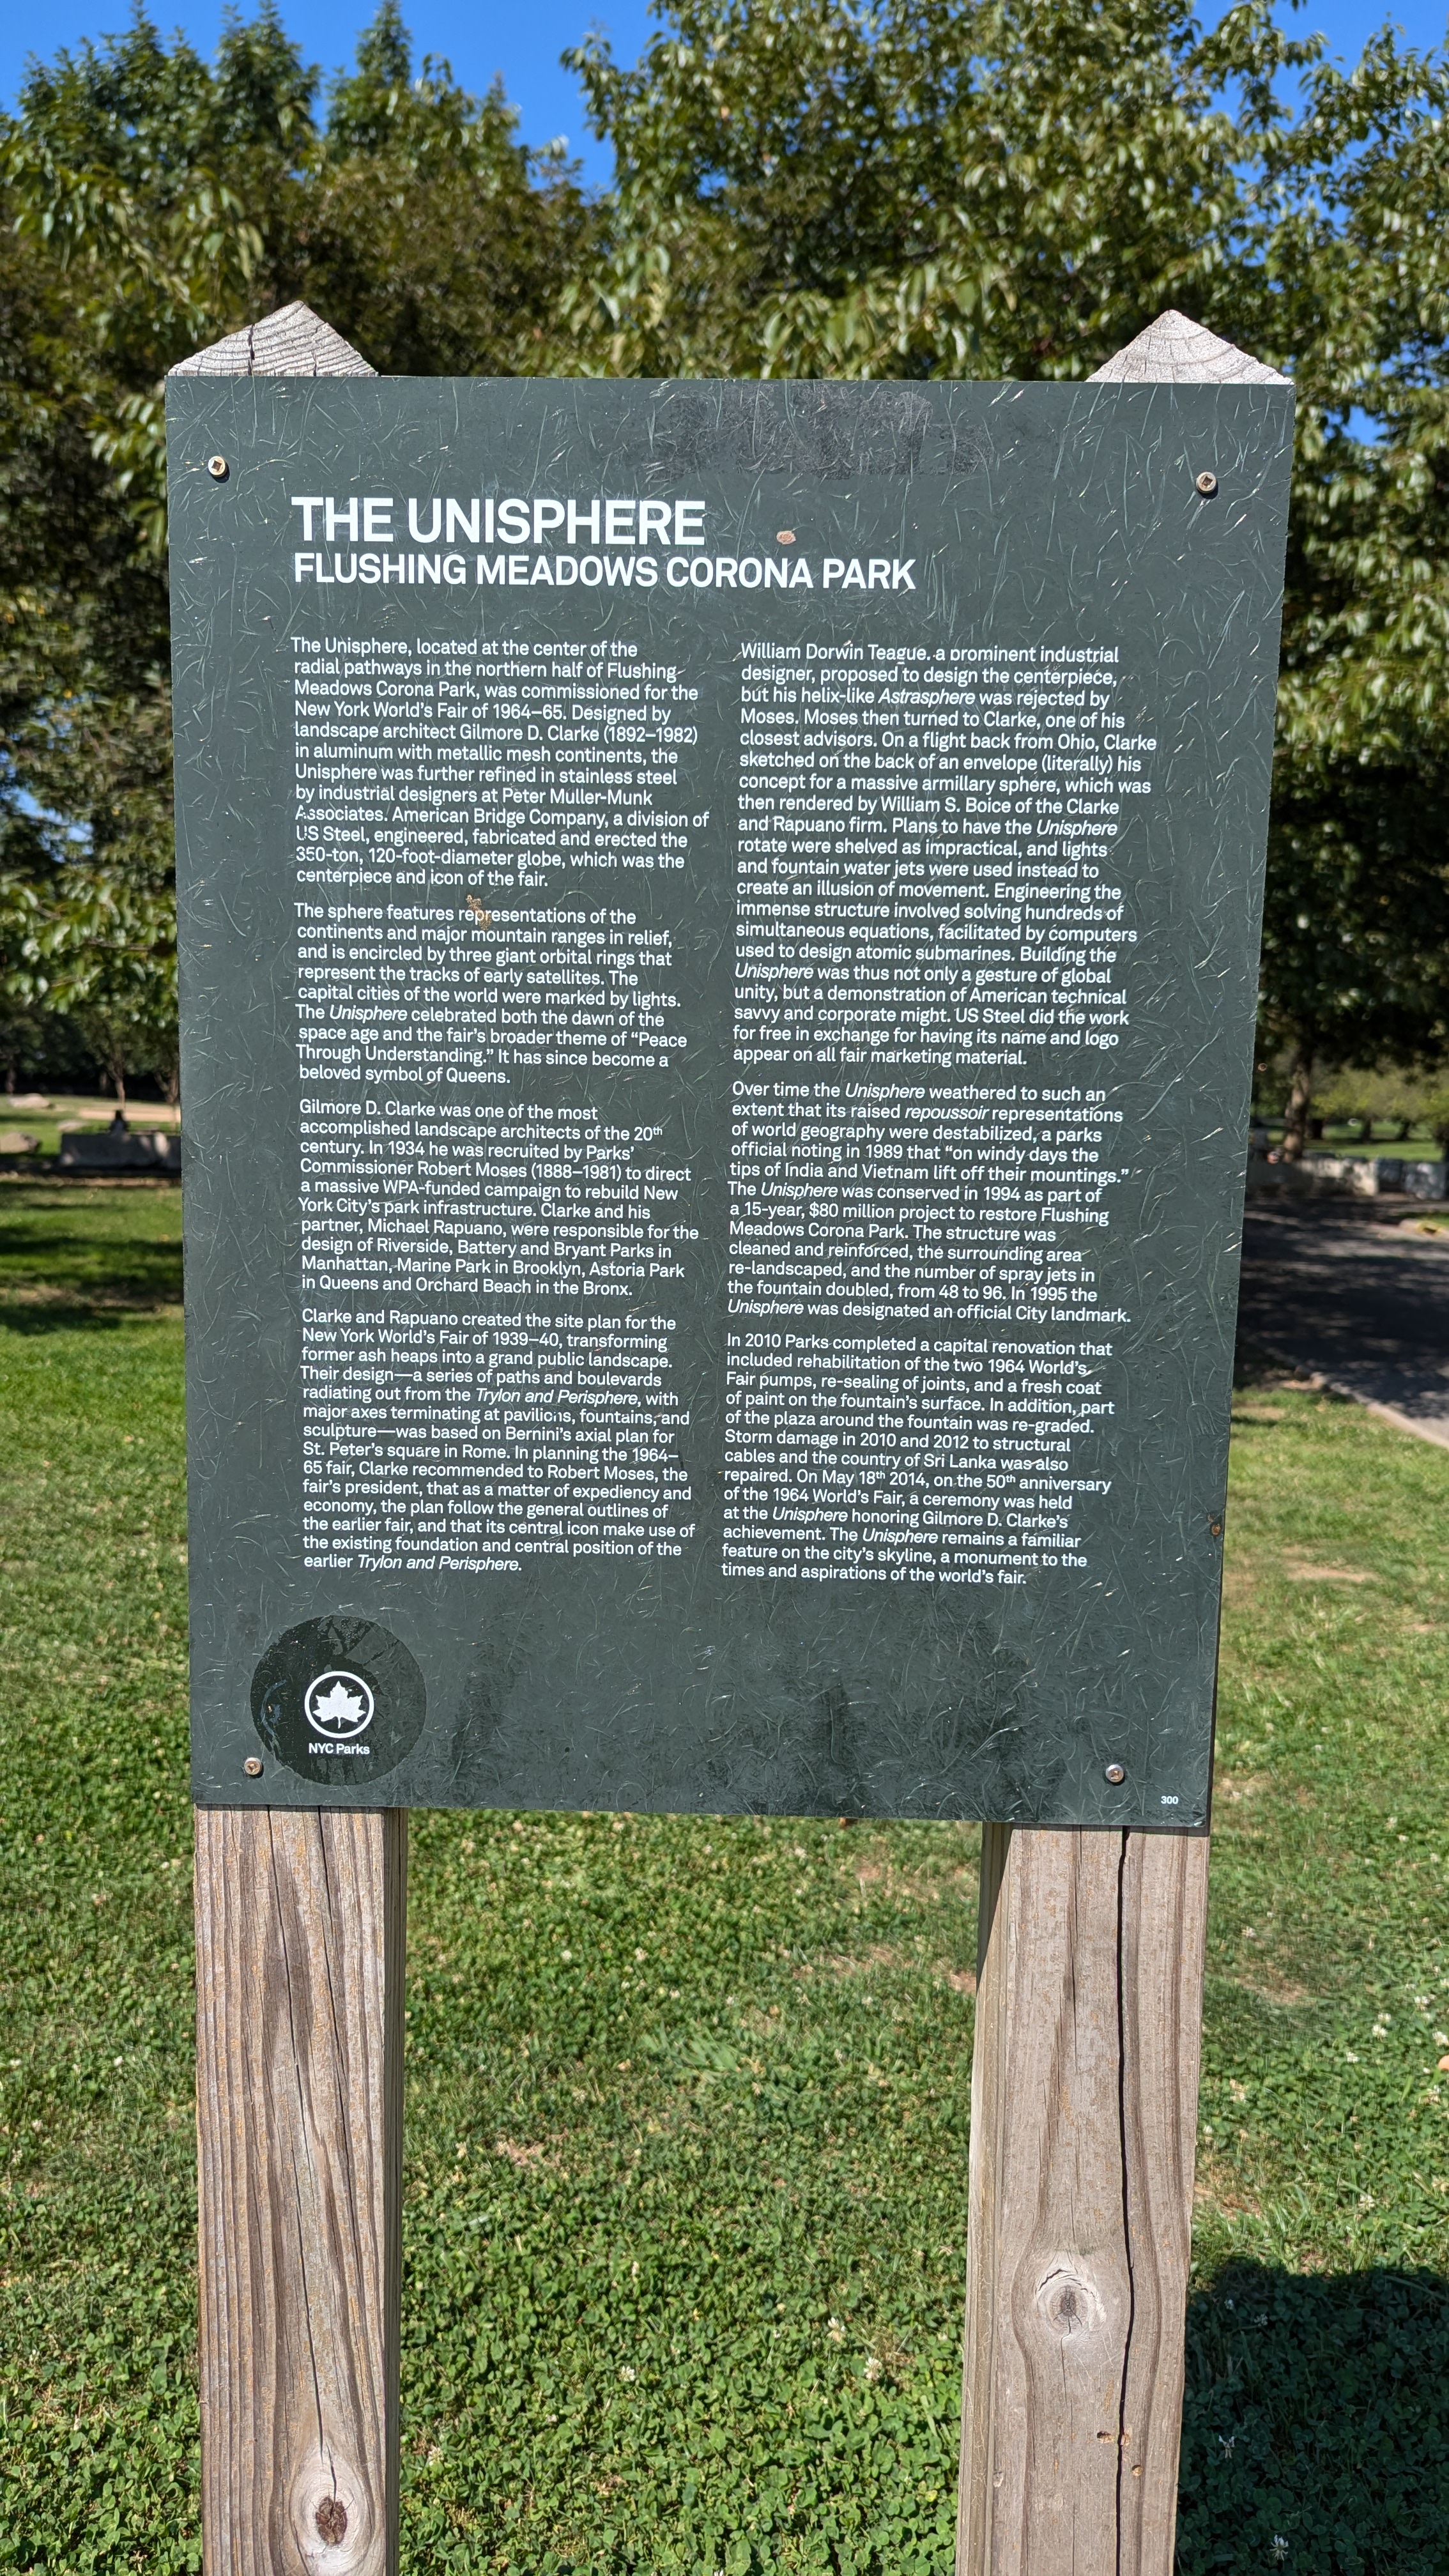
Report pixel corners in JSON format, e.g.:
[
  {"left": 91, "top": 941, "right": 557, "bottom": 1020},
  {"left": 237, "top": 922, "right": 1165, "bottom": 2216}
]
[{"left": 1, "top": 1178, "right": 1447, "bottom": 2570}]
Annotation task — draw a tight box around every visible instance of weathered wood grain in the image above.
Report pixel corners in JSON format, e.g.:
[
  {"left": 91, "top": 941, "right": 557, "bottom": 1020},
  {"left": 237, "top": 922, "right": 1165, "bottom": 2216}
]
[
  {"left": 179, "top": 293, "right": 401, "bottom": 2575},
  {"left": 956, "top": 1826, "right": 1209, "bottom": 2576},
  {"left": 194, "top": 1805, "right": 406, "bottom": 2575},
  {"left": 1088, "top": 307, "right": 1287, "bottom": 386},
  {"left": 169, "top": 299, "right": 376, "bottom": 378},
  {"left": 956, "top": 305, "right": 1272, "bottom": 2575}
]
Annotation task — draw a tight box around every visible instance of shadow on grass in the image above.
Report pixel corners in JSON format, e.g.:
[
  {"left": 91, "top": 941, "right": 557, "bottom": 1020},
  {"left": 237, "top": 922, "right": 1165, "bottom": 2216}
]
[
  {"left": 0, "top": 1297, "right": 180, "bottom": 1333},
  {"left": 0, "top": 1195, "right": 184, "bottom": 1329},
  {"left": 1178, "top": 2262, "right": 1449, "bottom": 2573},
  {"left": 1232, "top": 1336, "right": 1352, "bottom": 1399}
]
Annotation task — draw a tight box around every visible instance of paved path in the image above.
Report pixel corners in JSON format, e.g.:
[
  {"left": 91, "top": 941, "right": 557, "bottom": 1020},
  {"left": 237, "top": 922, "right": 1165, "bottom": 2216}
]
[{"left": 1238, "top": 1202, "right": 1449, "bottom": 1446}]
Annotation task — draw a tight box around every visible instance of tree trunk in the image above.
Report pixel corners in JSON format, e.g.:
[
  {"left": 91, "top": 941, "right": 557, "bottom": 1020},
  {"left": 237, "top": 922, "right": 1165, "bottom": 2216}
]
[
  {"left": 1282, "top": 1048, "right": 1314, "bottom": 1160},
  {"left": 102, "top": 1041, "right": 129, "bottom": 1108}
]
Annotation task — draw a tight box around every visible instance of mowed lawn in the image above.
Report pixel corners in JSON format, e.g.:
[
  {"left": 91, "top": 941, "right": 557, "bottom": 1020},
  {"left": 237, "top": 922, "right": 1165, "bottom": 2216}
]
[{"left": 1, "top": 1176, "right": 1448, "bottom": 2574}]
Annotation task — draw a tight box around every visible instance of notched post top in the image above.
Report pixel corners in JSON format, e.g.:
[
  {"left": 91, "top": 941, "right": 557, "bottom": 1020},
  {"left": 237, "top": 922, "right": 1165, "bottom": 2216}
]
[
  {"left": 170, "top": 300, "right": 1280, "bottom": 391},
  {"left": 169, "top": 299, "right": 373, "bottom": 379},
  {"left": 1089, "top": 309, "right": 1287, "bottom": 388}
]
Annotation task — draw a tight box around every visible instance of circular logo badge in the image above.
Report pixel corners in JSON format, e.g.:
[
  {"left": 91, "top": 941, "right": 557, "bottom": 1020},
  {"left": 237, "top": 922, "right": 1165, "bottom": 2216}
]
[
  {"left": 303, "top": 1669, "right": 375, "bottom": 1737},
  {"left": 251, "top": 1617, "right": 425, "bottom": 1786}
]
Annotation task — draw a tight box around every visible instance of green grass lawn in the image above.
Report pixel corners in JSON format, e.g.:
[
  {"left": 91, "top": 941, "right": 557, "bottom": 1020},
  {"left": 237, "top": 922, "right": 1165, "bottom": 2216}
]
[{"left": 1, "top": 1177, "right": 1447, "bottom": 2573}]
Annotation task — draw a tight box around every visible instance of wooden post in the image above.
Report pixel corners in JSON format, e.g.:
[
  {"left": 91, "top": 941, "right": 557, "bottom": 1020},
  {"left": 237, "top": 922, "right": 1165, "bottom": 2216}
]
[
  {"left": 958, "top": 1825, "right": 1210, "bottom": 2575},
  {"left": 194, "top": 1808, "right": 406, "bottom": 2575},
  {"left": 177, "top": 305, "right": 398, "bottom": 2576},
  {"left": 174, "top": 301, "right": 1278, "bottom": 2576},
  {"left": 956, "top": 310, "right": 1287, "bottom": 2576}
]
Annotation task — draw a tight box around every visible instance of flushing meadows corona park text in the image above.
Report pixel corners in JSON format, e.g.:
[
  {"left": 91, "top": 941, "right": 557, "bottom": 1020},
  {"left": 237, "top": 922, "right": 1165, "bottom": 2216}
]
[
  {"left": 166, "top": 367, "right": 1298, "bottom": 1823},
  {"left": 287, "top": 491, "right": 917, "bottom": 592}
]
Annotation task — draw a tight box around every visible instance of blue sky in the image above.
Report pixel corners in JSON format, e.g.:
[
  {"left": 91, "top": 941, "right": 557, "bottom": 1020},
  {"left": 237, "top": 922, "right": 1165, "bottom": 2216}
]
[{"left": 3, "top": 0, "right": 1446, "bottom": 186}]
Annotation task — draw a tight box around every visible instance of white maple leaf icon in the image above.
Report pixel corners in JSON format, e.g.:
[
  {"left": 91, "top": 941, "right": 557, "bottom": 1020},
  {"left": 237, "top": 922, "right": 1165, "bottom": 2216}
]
[{"left": 313, "top": 1680, "right": 366, "bottom": 1729}]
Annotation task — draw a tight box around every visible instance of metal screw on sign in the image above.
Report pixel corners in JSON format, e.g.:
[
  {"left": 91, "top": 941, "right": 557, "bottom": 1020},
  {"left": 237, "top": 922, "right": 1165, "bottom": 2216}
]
[
  {"left": 243, "top": 1756, "right": 263, "bottom": 1777},
  {"left": 1195, "top": 470, "right": 1218, "bottom": 497},
  {"left": 1104, "top": 1762, "right": 1127, "bottom": 1786},
  {"left": 207, "top": 455, "right": 229, "bottom": 480}
]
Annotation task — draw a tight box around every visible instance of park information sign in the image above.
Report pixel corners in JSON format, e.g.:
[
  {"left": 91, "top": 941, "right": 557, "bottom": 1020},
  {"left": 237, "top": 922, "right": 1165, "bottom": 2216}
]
[{"left": 167, "top": 374, "right": 1291, "bottom": 1828}]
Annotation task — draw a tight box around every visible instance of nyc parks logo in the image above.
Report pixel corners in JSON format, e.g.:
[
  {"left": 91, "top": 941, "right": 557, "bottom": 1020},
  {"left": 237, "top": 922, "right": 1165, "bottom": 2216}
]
[{"left": 303, "top": 1669, "right": 375, "bottom": 1738}]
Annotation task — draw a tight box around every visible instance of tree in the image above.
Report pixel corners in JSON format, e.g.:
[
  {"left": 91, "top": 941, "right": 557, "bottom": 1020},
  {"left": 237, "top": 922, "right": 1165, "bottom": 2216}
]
[
  {"left": 1247, "top": 42, "right": 1449, "bottom": 1146},
  {"left": 0, "top": 197, "right": 174, "bottom": 1086},
  {"left": 0, "top": 3, "right": 588, "bottom": 1081},
  {"left": 299, "top": 4, "right": 590, "bottom": 378},
  {"left": 6, "top": 0, "right": 1449, "bottom": 1118},
  {"left": 560, "top": 0, "right": 1449, "bottom": 1142},
  {"left": 558, "top": 0, "right": 1304, "bottom": 379}
]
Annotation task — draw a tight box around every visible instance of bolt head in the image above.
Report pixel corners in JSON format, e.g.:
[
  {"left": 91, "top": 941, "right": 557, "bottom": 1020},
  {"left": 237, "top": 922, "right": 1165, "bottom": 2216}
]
[
  {"left": 243, "top": 1755, "right": 263, "bottom": 1777},
  {"left": 1195, "top": 470, "right": 1218, "bottom": 498},
  {"left": 1105, "top": 1761, "right": 1126, "bottom": 1786},
  {"left": 206, "top": 454, "right": 229, "bottom": 481}
]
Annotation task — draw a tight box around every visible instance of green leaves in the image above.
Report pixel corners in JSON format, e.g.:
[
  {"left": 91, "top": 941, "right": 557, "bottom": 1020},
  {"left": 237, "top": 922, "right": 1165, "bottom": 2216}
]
[
  {"left": 0, "top": 6, "right": 591, "bottom": 1082},
  {"left": 5, "top": 0, "right": 1449, "bottom": 1100},
  {"left": 560, "top": 0, "right": 1300, "bottom": 383},
  {"left": 560, "top": 0, "right": 1449, "bottom": 1087}
]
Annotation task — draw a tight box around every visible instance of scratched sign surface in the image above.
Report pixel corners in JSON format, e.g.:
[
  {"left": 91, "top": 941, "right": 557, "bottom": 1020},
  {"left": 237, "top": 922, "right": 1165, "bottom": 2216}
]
[{"left": 167, "top": 376, "right": 1292, "bottom": 1825}]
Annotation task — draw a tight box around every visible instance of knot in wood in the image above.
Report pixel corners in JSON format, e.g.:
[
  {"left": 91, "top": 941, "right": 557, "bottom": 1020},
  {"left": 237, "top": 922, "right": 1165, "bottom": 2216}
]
[
  {"left": 1036, "top": 2260, "right": 1105, "bottom": 2340},
  {"left": 289, "top": 2457, "right": 366, "bottom": 2564}
]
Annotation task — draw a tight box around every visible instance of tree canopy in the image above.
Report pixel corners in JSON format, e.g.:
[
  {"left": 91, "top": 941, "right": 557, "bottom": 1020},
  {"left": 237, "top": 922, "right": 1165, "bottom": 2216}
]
[
  {"left": 4, "top": 0, "right": 1449, "bottom": 1126},
  {"left": 0, "top": 1, "right": 586, "bottom": 1087}
]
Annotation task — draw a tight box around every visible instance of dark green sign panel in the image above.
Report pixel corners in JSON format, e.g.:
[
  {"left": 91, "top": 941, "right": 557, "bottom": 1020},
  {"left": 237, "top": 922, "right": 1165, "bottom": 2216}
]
[{"left": 166, "top": 376, "right": 1291, "bottom": 1827}]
